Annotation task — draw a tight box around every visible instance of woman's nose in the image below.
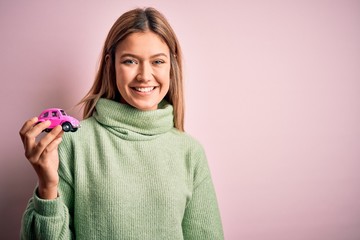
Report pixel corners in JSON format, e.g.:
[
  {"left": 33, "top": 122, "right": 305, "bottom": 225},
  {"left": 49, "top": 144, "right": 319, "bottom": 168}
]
[{"left": 136, "top": 62, "right": 153, "bottom": 82}]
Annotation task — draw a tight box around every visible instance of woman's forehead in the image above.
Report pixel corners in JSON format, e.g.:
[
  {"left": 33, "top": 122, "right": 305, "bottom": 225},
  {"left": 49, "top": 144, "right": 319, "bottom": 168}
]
[{"left": 115, "top": 31, "right": 169, "bottom": 56}]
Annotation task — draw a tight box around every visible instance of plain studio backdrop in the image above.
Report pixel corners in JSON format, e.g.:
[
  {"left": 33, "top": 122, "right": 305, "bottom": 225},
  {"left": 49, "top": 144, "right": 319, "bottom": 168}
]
[{"left": 1, "top": 0, "right": 359, "bottom": 239}]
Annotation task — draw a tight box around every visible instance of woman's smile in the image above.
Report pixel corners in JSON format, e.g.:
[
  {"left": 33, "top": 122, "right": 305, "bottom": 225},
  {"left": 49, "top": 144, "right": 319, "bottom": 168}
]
[{"left": 132, "top": 86, "right": 157, "bottom": 93}]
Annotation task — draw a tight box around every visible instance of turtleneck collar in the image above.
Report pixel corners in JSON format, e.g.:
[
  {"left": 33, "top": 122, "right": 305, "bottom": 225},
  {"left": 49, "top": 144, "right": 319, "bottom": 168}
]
[{"left": 93, "top": 98, "right": 174, "bottom": 140}]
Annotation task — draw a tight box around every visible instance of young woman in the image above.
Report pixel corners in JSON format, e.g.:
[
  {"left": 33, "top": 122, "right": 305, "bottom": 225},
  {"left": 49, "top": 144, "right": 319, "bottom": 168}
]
[{"left": 19, "top": 7, "right": 224, "bottom": 239}]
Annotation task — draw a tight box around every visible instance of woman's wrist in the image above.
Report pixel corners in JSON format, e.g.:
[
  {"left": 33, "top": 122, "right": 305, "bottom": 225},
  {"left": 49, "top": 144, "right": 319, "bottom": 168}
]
[{"left": 37, "top": 184, "right": 58, "bottom": 200}]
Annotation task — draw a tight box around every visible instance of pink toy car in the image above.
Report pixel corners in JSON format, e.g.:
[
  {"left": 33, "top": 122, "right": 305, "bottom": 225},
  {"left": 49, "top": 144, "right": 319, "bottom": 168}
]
[{"left": 36, "top": 108, "right": 80, "bottom": 132}]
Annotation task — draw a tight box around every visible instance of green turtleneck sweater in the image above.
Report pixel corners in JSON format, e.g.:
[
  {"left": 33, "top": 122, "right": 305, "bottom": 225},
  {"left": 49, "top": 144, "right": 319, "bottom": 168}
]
[{"left": 21, "top": 98, "right": 223, "bottom": 240}]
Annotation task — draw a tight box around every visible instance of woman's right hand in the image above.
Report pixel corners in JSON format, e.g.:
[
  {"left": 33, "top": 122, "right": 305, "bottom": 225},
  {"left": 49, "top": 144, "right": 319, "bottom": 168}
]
[{"left": 19, "top": 117, "right": 64, "bottom": 199}]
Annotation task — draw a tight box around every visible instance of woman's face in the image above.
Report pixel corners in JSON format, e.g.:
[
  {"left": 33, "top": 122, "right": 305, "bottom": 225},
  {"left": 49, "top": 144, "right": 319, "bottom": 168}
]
[{"left": 114, "top": 31, "right": 171, "bottom": 111}]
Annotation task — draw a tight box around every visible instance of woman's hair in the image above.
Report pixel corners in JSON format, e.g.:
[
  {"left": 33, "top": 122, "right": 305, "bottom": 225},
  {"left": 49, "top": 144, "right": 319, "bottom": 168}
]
[{"left": 79, "top": 7, "right": 184, "bottom": 131}]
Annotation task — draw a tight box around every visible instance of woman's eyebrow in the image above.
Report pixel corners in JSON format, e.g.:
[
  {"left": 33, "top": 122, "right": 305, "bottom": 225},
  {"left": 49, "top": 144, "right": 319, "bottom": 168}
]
[
  {"left": 120, "top": 53, "right": 169, "bottom": 59},
  {"left": 151, "top": 53, "right": 168, "bottom": 58}
]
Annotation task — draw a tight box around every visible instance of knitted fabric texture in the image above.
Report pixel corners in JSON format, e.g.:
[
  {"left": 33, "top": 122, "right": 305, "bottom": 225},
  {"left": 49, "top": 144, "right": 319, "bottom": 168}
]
[{"left": 21, "top": 98, "right": 224, "bottom": 240}]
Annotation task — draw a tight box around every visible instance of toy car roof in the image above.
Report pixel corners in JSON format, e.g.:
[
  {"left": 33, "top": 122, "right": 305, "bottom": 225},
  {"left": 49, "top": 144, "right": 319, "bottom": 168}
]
[{"left": 38, "top": 108, "right": 66, "bottom": 115}]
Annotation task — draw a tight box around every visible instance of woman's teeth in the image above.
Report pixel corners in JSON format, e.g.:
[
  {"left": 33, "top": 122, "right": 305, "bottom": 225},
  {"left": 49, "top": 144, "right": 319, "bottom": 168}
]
[{"left": 134, "top": 87, "right": 155, "bottom": 92}]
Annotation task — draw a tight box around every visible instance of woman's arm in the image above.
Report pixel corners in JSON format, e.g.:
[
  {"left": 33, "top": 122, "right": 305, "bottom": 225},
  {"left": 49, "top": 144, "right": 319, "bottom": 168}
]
[
  {"left": 19, "top": 118, "right": 75, "bottom": 239},
  {"left": 182, "top": 145, "right": 224, "bottom": 240},
  {"left": 182, "top": 176, "right": 224, "bottom": 240}
]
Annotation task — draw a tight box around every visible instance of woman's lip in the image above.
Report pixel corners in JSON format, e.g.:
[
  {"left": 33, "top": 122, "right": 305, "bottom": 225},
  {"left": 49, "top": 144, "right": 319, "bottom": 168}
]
[
  {"left": 132, "top": 86, "right": 155, "bottom": 91},
  {"left": 130, "top": 86, "right": 158, "bottom": 88},
  {"left": 130, "top": 86, "right": 157, "bottom": 94}
]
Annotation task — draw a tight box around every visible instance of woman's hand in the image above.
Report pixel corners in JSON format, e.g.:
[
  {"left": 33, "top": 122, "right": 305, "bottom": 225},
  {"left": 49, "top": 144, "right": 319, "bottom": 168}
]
[{"left": 19, "top": 117, "right": 64, "bottom": 199}]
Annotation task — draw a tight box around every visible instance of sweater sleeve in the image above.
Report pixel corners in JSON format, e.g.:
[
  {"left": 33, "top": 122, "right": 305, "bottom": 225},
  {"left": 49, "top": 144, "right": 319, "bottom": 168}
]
[
  {"left": 20, "top": 176, "right": 74, "bottom": 240},
  {"left": 20, "top": 135, "right": 75, "bottom": 240},
  {"left": 182, "top": 144, "right": 224, "bottom": 240}
]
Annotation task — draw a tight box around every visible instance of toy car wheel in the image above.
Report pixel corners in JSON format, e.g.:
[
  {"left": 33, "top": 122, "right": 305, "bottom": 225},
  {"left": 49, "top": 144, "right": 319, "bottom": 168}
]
[
  {"left": 62, "top": 122, "right": 72, "bottom": 132},
  {"left": 44, "top": 128, "right": 51, "bottom": 133},
  {"left": 70, "top": 128, "right": 78, "bottom": 132}
]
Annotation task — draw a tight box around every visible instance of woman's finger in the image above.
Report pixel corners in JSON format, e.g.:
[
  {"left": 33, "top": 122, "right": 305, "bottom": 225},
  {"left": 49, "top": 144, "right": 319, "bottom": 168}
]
[
  {"left": 19, "top": 117, "right": 38, "bottom": 144},
  {"left": 31, "top": 125, "right": 63, "bottom": 162},
  {"left": 23, "top": 120, "right": 52, "bottom": 160},
  {"left": 46, "top": 136, "right": 63, "bottom": 152}
]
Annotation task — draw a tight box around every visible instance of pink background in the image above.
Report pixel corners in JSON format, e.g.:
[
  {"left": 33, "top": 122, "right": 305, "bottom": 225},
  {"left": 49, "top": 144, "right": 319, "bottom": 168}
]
[{"left": 1, "top": 0, "right": 360, "bottom": 239}]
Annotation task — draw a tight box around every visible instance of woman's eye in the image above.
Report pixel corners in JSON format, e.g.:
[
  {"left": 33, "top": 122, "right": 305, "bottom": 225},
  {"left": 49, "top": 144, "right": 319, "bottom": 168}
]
[
  {"left": 122, "top": 59, "right": 137, "bottom": 64},
  {"left": 153, "top": 60, "right": 165, "bottom": 65}
]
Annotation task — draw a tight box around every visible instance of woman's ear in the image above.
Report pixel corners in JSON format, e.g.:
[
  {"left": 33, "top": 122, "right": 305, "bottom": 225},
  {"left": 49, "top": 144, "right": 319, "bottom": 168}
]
[{"left": 105, "top": 54, "right": 111, "bottom": 66}]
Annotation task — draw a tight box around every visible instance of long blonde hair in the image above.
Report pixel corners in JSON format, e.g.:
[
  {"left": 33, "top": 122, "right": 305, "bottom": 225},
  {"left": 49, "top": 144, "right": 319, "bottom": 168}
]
[{"left": 79, "top": 7, "right": 184, "bottom": 131}]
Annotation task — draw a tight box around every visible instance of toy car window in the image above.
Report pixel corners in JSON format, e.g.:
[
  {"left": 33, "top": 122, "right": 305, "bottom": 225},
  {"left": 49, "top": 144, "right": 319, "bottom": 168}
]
[
  {"left": 52, "top": 111, "right": 57, "bottom": 117},
  {"left": 43, "top": 112, "right": 49, "bottom": 117},
  {"left": 60, "top": 110, "right": 67, "bottom": 116}
]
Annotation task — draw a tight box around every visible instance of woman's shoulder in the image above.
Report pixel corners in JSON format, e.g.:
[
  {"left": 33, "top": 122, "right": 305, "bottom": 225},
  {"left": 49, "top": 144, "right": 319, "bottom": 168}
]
[
  {"left": 168, "top": 129, "right": 206, "bottom": 154},
  {"left": 168, "top": 130, "right": 210, "bottom": 182}
]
